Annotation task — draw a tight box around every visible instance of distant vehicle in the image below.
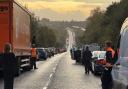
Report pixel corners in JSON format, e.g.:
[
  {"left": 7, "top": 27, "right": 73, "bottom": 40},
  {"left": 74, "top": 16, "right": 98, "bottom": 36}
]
[
  {"left": 0, "top": 1, "right": 31, "bottom": 76},
  {"left": 48, "top": 47, "right": 55, "bottom": 56},
  {"left": 112, "top": 17, "right": 128, "bottom": 89},
  {"left": 70, "top": 48, "right": 75, "bottom": 60},
  {"left": 37, "top": 48, "right": 47, "bottom": 60},
  {"left": 58, "top": 48, "right": 67, "bottom": 53},
  {"left": 45, "top": 48, "right": 53, "bottom": 58},
  {"left": 70, "top": 47, "right": 82, "bottom": 63},
  {"left": 92, "top": 51, "right": 106, "bottom": 74},
  {"left": 75, "top": 49, "right": 81, "bottom": 63},
  {"left": 83, "top": 44, "right": 101, "bottom": 52}
]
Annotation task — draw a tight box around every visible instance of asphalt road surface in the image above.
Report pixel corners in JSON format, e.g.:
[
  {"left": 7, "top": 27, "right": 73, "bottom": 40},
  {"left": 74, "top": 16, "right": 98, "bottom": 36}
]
[{"left": 0, "top": 52, "right": 101, "bottom": 89}]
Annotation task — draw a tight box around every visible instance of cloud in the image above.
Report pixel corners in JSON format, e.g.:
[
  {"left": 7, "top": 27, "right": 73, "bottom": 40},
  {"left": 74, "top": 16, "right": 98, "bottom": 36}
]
[
  {"left": 16, "top": 0, "right": 120, "bottom": 3},
  {"left": 33, "top": 8, "right": 86, "bottom": 21},
  {"left": 16, "top": 0, "right": 120, "bottom": 21},
  {"left": 17, "top": 0, "right": 120, "bottom": 3},
  {"left": 18, "top": 1, "right": 102, "bottom": 14}
]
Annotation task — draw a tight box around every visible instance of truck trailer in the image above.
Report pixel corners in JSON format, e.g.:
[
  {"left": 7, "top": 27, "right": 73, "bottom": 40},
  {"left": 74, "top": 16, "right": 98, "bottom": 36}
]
[{"left": 0, "top": 0, "right": 31, "bottom": 75}]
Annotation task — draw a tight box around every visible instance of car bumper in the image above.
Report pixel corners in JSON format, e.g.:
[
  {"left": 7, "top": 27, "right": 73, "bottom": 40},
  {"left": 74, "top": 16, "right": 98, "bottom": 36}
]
[{"left": 94, "top": 64, "right": 104, "bottom": 73}]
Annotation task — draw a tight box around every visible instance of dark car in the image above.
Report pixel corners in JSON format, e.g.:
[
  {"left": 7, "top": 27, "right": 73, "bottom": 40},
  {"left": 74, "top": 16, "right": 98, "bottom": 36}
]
[
  {"left": 37, "top": 48, "right": 47, "bottom": 60},
  {"left": 92, "top": 51, "right": 106, "bottom": 74},
  {"left": 70, "top": 48, "right": 82, "bottom": 63}
]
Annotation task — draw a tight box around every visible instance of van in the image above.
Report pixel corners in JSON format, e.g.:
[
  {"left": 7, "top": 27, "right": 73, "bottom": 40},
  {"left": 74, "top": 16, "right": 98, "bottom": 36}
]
[{"left": 112, "top": 18, "right": 128, "bottom": 89}]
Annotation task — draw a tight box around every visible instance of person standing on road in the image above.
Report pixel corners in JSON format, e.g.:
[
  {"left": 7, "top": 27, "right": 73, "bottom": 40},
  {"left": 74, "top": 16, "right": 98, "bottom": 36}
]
[
  {"left": 101, "top": 41, "right": 115, "bottom": 89},
  {"left": 2, "top": 43, "right": 17, "bottom": 89},
  {"left": 82, "top": 46, "right": 92, "bottom": 74},
  {"left": 31, "top": 44, "right": 38, "bottom": 69}
]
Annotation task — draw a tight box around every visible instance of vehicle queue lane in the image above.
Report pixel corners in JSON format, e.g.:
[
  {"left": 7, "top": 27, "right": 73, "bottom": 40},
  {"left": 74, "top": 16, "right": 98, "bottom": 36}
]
[{"left": 0, "top": 53, "right": 66, "bottom": 89}]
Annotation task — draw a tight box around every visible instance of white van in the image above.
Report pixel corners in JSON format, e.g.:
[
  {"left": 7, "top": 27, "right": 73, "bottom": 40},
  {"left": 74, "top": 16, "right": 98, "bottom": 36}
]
[{"left": 112, "top": 18, "right": 128, "bottom": 89}]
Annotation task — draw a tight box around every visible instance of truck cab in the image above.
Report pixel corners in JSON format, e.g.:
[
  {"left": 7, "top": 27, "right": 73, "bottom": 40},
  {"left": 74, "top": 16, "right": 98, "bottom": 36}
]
[{"left": 112, "top": 18, "right": 128, "bottom": 89}]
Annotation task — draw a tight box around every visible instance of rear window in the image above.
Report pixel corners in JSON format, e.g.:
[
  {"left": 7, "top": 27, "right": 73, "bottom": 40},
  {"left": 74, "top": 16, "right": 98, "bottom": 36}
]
[
  {"left": 92, "top": 52, "right": 99, "bottom": 58},
  {"left": 99, "top": 52, "right": 106, "bottom": 58}
]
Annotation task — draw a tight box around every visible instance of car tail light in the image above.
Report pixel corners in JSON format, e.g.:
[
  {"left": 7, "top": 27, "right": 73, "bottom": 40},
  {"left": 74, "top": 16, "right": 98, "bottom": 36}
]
[{"left": 96, "top": 59, "right": 106, "bottom": 65}]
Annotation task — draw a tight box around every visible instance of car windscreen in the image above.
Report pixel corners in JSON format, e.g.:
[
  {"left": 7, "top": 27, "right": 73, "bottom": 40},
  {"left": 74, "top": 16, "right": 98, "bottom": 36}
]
[
  {"left": 37, "top": 49, "right": 44, "bottom": 53},
  {"left": 99, "top": 52, "right": 106, "bottom": 59},
  {"left": 93, "top": 52, "right": 99, "bottom": 58}
]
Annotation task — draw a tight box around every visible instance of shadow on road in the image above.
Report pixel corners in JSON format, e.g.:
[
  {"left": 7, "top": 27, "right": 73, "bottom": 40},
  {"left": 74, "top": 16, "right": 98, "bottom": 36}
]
[
  {"left": 72, "top": 62, "right": 82, "bottom": 65},
  {"left": 72, "top": 62, "right": 102, "bottom": 78}
]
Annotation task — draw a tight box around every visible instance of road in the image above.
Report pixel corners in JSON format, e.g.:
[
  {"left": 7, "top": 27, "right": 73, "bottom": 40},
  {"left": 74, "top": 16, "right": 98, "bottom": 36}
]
[
  {"left": 66, "top": 28, "right": 76, "bottom": 50},
  {"left": 0, "top": 52, "right": 101, "bottom": 89}
]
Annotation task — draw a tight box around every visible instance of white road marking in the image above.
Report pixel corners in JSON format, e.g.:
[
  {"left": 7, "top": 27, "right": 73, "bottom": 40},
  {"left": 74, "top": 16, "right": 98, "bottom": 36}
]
[
  {"left": 43, "top": 87, "right": 47, "bottom": 89},
  {"left": 50, "top": 74, "right": 53, "bottom": 78},
  {"left": 43, "top": 60, "right": 60, "bottom": 89}
]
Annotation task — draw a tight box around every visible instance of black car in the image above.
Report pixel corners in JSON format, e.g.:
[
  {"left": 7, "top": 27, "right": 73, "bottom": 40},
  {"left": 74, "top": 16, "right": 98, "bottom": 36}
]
[{"left": 37, "top": 48, "right": 47, "bottom": 60}]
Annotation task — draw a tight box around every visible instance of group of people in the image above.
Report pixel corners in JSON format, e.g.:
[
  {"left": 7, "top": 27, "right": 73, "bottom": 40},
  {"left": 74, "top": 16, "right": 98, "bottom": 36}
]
[
  {"left": 71, "top": 41, "right": 117, "bottom": 89},
  {"left": 0, "top": 43, "right": 38, "bottom": 89}
]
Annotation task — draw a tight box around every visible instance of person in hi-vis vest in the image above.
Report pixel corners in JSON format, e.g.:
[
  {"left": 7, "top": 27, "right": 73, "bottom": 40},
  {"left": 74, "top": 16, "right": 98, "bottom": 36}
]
[
  {"left": 101, "top": 41, "right": 115, "bottom": 89},
  {"left": 31, "top": 44, "right": 38, "bottom": 69}
]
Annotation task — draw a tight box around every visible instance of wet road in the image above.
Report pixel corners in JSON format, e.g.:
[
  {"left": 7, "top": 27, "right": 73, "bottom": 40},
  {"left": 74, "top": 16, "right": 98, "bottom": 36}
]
[{"left": 0, "top": 52, "right": 101, "bottom": 89}]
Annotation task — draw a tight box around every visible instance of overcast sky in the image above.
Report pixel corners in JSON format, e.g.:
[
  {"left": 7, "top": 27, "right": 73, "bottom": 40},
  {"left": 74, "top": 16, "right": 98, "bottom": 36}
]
[{"left": 16, "top": 0, "right": 120, "bottom": 21}]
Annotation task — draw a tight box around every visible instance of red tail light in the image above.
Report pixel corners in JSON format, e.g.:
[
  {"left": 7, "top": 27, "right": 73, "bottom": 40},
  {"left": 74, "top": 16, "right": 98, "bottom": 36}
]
[{"left": 96, "top": 59, "right": 106, "bottom": 65}]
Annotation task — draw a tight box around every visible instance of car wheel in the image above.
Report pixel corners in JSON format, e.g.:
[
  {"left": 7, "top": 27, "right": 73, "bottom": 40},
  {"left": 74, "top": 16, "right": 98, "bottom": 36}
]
[{"left": 93, "top": 65, "right": 97, "bottom": 75}]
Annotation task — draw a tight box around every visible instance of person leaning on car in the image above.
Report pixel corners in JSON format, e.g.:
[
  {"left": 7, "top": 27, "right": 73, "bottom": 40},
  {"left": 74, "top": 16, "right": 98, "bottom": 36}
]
[{"left": 101, "top": 41, "right": 115, "bottom": 89}]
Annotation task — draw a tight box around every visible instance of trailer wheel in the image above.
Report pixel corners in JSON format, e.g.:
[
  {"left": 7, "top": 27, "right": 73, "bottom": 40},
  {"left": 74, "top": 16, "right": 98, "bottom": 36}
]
[{"left": 22, "top": 66, "right": 31, "bottom": 71}]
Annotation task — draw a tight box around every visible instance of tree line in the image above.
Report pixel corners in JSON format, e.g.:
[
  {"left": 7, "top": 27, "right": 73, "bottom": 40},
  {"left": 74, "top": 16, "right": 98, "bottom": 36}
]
[
  {"left": 79, "top": 0, "right": 128, "bottom": 48},
  {"left": 31, "top": 15, "right": 67, "bottom": 48}
]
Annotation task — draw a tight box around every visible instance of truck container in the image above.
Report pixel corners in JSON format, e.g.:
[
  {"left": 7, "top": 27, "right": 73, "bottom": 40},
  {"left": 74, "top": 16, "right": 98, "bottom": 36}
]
[{"left": 0, "top": 0, "right": 31, "bottom": 75}]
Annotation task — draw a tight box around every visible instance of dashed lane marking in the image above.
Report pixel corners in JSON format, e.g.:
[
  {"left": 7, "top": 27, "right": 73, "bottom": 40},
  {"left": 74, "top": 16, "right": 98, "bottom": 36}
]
[{"left": 43, "top": 60, "right": 60, "bottom": 89}]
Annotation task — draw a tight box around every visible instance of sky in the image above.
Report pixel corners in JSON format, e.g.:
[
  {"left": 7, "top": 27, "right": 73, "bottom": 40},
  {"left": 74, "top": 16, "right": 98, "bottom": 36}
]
[{"left": 16, "top": 0, "right": 120, "bottom": 21}]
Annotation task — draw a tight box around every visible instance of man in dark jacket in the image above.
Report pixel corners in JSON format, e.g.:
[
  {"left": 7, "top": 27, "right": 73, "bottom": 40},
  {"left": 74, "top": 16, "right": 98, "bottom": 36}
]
[
  {"left": 82, "top": 46, "right": 92, "bottom": 74},
  {"left": 2, "top": 43, "right": 17, "bottom": 89},
  {"left": 101, "top": 41, "right": 115, "bottom": 89}
]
